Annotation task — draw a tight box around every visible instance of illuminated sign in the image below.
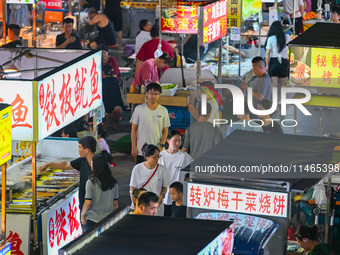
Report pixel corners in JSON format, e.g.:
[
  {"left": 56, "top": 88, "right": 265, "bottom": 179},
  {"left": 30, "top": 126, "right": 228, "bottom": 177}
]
[
  {"left": 45, "top": 191, "right": 82, "bottom": 255},
  {"left": 0, "top": 104, "right": 12, "bottom": 165},
  {"left": 6, "top": 0, "right": 34, "bottom": 3},
  {"left": 0, "top": 81, "right": 34, "bottom": 141},
  {"left": 0, "top": 213, "right": 31, "bottom": 255},
  {"left": 200, "top": 0, "right": 228, "bottom": 45},
  {"left": 41, "top": 0, "right": 63, "bottom": 9},
  {"left": 161, "top": 0, "right": 207, "bottom": 33},
  {"left": 38, "top": 51, "right": 102, "bottom": 140},
  {"left": 187, "top": 183, "right": 288, "bottom": 218}
]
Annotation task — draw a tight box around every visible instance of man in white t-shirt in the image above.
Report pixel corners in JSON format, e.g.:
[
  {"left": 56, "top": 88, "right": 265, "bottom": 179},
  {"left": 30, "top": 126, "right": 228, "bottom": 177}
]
[
  {"left": 131, "top": 83, "right": 171, "bottom": 163},
  {"left": 282, "top": 0, "right": 305, "bottom": 34}
]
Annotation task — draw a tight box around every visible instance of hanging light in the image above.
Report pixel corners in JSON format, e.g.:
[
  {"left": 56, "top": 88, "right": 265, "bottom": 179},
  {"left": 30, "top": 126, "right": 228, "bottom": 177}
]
[{"left": 3, "top": 63, "right": 20, "bottom": 78}]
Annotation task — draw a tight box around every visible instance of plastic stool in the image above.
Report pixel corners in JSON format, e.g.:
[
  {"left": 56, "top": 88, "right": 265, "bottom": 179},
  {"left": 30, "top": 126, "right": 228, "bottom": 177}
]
[{"left": 124, "top": 44, "right": 135, "bottom": 55}]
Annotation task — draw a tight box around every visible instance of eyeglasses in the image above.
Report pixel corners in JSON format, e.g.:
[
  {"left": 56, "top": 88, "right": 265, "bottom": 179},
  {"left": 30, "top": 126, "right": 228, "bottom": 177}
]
[{"left": 151, "top": 155, "right": 162, "bottom": 160}]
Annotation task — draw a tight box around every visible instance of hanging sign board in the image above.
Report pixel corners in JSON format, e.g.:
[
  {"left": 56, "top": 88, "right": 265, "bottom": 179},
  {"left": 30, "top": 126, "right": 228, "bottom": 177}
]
[
  {"left": 227, "top": 0, "right": 241, "bottom": 28},
  {"left": 6, "top": 0, "right": 35, "bottom": 4},
  {"left": 199, "top": 0, "right": 228, "bottom": 45},
  {"left": 0, "top": 104, "right": 12, "bottom": 165}
]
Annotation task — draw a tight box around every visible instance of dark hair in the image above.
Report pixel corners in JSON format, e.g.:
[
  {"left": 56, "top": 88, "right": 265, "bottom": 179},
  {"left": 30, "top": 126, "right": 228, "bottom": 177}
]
[
  {"left": 97, "top": 124, "right": 108, "bottom": 139},
  {"left": 8, "top": 24, "right": 20, "bottom": 37},
  {"left": 197, "top": 102, "right": 212, "bottom": 116},
  {"left": 74, "top": 120, "right": 91, "bottom": 132},
  {"left": 252, "top": 56, "right": 265, "bottom": 65},
  {"left": 87, "top": 7, "right": 98, "bottom": 14},
  {"left": 63, "top": 18, "right": 74, "bottom": 25},
  {"left": 167, "top": 129, "right": 181, "bottom": 140},
  {"left": 146, "top": 83, "right": 162, "bottom": 93},
  {"left": 331, "top": 4, "right": 340, "bottom": 15},
  {"left": 265, "top": 21, "right": 286, "bottom": 53},
  {"left": 98, "top": 44, "right": 108, "bottom": 52},
  {"left": 133, "top": 188, "right": 147, "bottom": 200},
  {"left": 150, "top": 25, "right": 159, "bottom": 38},
  {"left": 170, "top": 181, "right": 183, "bottom": 193},
  {"left": 102, "top": 64, "right": 113, "bottom": 76},
  {"left": 158, "top": 52, "right": 172, "bottom": 66},
  {"left": 141, "top": 143, "right": 160, "bottom": 157},
  {"left": 138, "top": 191, "right": 159, "bottom": 208},
  {"left": 295, "top": 226, "right": 319, "bottom": 241},
  {"left": 90, "top": 153, "right": 117, "bottom": 191},
  {"left": 259, "top": 99, "right": 272, "bottom": 110},
  {"left": 78, "top": 136, "right": 97, "bottom": 153},
  {"left": 62, "top": 124, "right": 77, "bottom": 138},
  {"left": 139, "top": 19, "right": 150, "bottom": 31}
]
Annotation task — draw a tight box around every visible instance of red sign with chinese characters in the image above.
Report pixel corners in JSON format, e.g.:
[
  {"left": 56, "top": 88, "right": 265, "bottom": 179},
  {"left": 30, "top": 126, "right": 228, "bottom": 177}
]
[
  {"left": 161, "top": 0, "right": 207, "bottom": 33},
  {"left": 41, "top": 0, "right": 63, "bottom": 9},
  {"left": 201, "top": 0, "right": 228, "bottom": 44},
  {"left": 187, "top": 183, "right": 288, "bottom": 218},
  {"left": 46, "top": 191, "right": 82, "bottom": 255},
  {"left": 38, "top": 52, "right": 102, "bottom": 140}
]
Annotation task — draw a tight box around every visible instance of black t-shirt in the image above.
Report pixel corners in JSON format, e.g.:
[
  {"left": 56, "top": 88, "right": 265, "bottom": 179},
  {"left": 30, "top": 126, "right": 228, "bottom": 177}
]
[
  {"left": 70, "top": 157, "right": 93, "bottom": 209},
  {"left": 56, "top": 32, "right": 82, "bottom": 49},
  {"left": 171, "top": 202, "right": 186, "bottom": 218},
  {"left": 2, "top": 40, "right": 22, "bottom": 48},
  {"left": 261, "top": 120, "right": 283, "bottom": 134},
  {"left": 102, "top": 77, "right": 124, "bottom": 113}
]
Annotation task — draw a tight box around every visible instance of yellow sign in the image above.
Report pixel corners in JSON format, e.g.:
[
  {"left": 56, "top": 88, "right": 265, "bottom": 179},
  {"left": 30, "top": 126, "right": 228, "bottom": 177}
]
[
  {"left": 227, "top": 0, "right": 241, "bottom": 28},
  {"left": 311, "top": 48, "right": 340, "bottom": 88},
  {"left": 0, "top": 104, "right": 12, "bottom": 165}
]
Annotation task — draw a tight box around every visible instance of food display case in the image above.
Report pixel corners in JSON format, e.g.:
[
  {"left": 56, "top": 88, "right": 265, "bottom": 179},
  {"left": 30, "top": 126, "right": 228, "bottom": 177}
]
[{"left": 0, "top": 48, "right": 102, "bottom": 254}]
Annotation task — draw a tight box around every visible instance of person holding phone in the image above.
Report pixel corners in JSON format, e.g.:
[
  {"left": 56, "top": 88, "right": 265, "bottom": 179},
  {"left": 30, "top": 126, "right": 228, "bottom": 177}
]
[{"left": 56, "top": 18, "right": 82, "bottom": 49}]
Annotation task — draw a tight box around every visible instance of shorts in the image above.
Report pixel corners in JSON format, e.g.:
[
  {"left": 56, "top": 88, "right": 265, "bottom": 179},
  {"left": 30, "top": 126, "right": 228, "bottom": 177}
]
[
  {"left": 269, "top": 57, "right": 289, "bottom": 78},
  {"left": 104, "top": 4, "right": 123, "bottom": 31}
]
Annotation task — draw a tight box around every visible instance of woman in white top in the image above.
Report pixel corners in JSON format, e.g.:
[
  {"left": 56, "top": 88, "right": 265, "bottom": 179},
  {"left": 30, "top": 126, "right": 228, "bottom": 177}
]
[
  {"left": 129, "top": 143, "right": 169, "bottom": 216},
  {"left": 135, "top": 20, "right": 152, "bottom": 55},
  {"left": 158, "top": 130, "right": 193, "bottom": 216},
  {"left": 265, "top": 21, "right": 292, "bottom": 91}
]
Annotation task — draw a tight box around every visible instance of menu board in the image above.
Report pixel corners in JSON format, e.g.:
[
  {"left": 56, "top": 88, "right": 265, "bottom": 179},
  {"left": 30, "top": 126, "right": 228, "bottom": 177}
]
[
  {"left": 161, "top": 0, "right": 207, "bottom": 33},
  {"left": 201, "top": 0, "right": 228, "bottom": 45},
  {"left": 227, "top": 0, "right": 241, "bottom": 28},
  {"left": 0, "top": 104, "right": 12, "bottom": 165}
]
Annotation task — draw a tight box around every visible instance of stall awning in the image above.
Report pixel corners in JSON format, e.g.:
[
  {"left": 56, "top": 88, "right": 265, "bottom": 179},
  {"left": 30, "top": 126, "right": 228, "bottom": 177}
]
[
  {"left": 184, "top": 130, "right": 340, "bottom": 192},
  {"left": 288, "top": 23, "right": 340, "bottom": 48},
  {"left": 65, "top": 215, "right": 232, "bottom": 255}
]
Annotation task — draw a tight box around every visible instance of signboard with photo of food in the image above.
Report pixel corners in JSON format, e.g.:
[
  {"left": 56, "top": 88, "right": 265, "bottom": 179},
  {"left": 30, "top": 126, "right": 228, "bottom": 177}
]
[{"left": 290, "top": 46, "right": 311, "bottom": 86}]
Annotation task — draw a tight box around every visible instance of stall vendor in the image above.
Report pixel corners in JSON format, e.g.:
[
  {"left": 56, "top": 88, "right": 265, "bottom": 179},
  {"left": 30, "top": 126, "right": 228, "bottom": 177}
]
[
  {"left": 82, "top": 7, "right": 116, "bottom": 49},
  {"left": 1, "top": 24, "right": 22, "bottom": 48},
  {"left": 56, "top": 18, "right": 82, "bottom": 49},
  {"left": 132, "top": 52, "right": 171, "bottom": 87}
]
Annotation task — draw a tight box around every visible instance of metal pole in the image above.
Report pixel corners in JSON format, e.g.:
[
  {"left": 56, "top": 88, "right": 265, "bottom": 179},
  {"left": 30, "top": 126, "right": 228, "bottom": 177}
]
[
  {"left": 325, "top": 175, "right": 332, "bottom": 244},
  {"left": 238, "top": 0, "right": 243, "bottom": 77},
  {"left": 33, "top": 2, "right": 36, "bottom": 47},
  {"left": 1, "top": 164, "right": 6, "bottom": 244},
  {"left": 2, "top": 0, "right": 6, "bottom": 45},
  {"left": 180, "top": 34, "right": 186, "bottom": 87},
  {"left": 32, "top": 142, "right": 38, "bottom": 249},
  {"left": 217, "top": 38, "right": 222, "bottom": 84}
]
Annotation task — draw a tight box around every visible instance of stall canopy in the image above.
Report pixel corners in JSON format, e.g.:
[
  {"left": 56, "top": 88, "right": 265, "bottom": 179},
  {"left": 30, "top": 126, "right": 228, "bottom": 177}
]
[
  {"left": 288, "top": 23, "right": 340, "bottom": 48},
  {"left": 60, "top": 215, "right": 233, "bottom": 255},
  {"left": 185, "top": 130, "right": 340, "bottom": 192}
]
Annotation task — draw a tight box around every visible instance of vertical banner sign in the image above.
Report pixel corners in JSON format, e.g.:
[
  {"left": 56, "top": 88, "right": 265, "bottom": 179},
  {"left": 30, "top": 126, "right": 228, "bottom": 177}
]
[
  {"left": 201, "top": 0, "right": 228, "bottom": 45},
  {"left": 188, "top": 183, "right": 288, "bottom": 218},
  {"left": 38, "top": 51, "right": 102, "bottom": 140},
  {"left": 0, "top": 104, "right": 12, "bottom": 165},
  {"left": 227, "top": 0, "right": 241, "bottom": 28},
  {"left": 161, "top": 0, "right": 208, "bottom": 33},
  {"left": 311, "top": 48, "right": 340, "bottom": 88},
  {"left": 46, "top": 191, "right": 82, "bottom": 255},
  {"left": 0, "top": 81, "right": 34, "bottom": 141}
]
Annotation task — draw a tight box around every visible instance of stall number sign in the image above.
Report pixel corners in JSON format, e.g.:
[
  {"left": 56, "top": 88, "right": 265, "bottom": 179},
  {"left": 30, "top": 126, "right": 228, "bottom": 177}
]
[
  {"left": 202, "top": 0, "right": 228, "bottom": 44},
  {"left": 188, "top": 183, "right": 288, "bottom": 218},
  {"left": 311, "top": 48, "right": 340, "bottom": 88},
  {"left": 6, "top": 0, "right": 34, "bottom": 4},
  {"left": 38, "top": 51, "right": 102, "bottom": 140},
  {"left": 227, "top": 0, "right": 241, "bottom": 28},
  {"left": 0, "top": 105, "right": 12, "bottom": 165},
  {"left": 47, "top": 191, "right": 82, "bottom": 255},
  {"left": 161, "top": 0, "right": 208, "bottom": 34}
]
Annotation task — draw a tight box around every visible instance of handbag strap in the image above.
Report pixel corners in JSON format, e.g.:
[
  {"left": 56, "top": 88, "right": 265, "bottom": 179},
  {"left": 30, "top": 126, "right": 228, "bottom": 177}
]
[{"left": 142, "top": 164, "right": 159, "bottom": 188}]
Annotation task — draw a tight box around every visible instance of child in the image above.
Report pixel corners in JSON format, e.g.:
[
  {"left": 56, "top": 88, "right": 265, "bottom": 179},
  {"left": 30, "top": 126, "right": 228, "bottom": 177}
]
[
  {"left": 130, "top": 187, "right": 146, "bottom": 214},
  {"left": 169, "top": 182, "right": 186, "bottom": 218}
]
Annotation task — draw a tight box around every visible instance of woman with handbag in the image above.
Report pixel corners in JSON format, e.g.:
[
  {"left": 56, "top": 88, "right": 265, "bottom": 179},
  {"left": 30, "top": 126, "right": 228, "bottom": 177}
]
[
  {"left": 265, "top": 21, "right": 292, "bottom": 96},
  {"left": 129, "top": 144, "right": 169, "bottom": 216}
]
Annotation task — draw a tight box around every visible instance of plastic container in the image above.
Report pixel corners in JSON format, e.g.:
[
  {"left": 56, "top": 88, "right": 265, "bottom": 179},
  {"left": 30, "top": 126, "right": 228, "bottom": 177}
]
[{"left": 130, "top": 84, "right": 135, "bottom": 93}]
